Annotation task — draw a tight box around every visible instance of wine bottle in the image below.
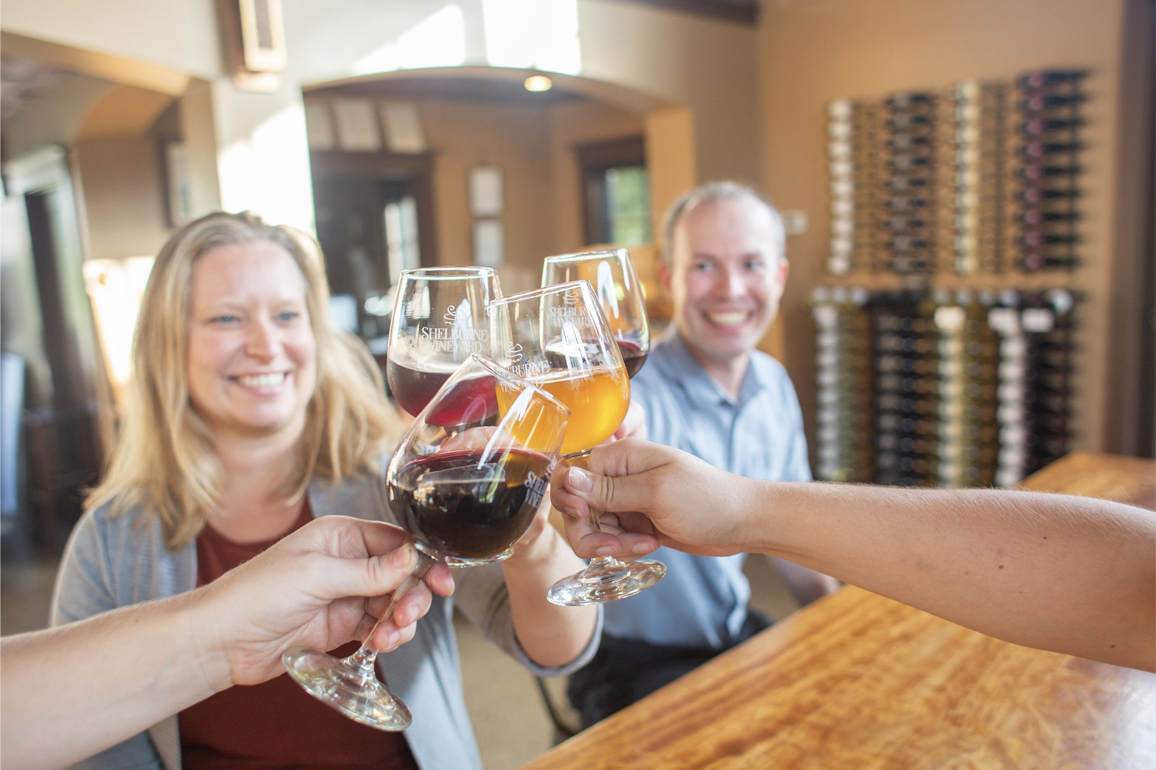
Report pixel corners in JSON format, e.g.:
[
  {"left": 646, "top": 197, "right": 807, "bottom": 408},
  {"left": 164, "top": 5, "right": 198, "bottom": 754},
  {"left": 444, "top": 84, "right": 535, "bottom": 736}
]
[
  {"left": 1018, "top": 117, "right": 1085, "bottom": 135},
  {"left": 1019, "top": 93, "right": 1087, "bottom": 112},
  {"left": 1016, "top": 70, "right": 1088, "bottom": 89}
]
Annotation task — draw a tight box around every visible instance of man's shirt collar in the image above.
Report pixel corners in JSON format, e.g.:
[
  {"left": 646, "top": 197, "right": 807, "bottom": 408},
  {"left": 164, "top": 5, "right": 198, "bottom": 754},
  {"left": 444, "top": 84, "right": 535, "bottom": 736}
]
[{"left": 660, "top": 330, "right": 769, "bottom": 409}]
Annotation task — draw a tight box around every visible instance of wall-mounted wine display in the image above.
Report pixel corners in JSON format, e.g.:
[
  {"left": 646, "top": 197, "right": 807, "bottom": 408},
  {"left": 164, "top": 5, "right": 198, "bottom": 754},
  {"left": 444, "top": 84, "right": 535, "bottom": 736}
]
[
  {"left": 811, "top": 287, "right": 1076, "bottom": 488},
  {"left": 827, "top": 69, "right": 1087, "bottom": 276}
]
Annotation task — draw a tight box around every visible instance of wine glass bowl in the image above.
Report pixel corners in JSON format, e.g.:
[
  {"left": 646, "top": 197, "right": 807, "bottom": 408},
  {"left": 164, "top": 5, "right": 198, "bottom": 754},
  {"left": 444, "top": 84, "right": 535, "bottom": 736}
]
[
  {"left": 491, "top": 281, "right": 630, "bottom": 456},
  {"left": 386, "top": 267, "right": 501, "bottom": 416},
  {"left": 542, "top": 248, "right": 650, "bottom": 378},
  {"left": 283, "top": 355, "right": 568, "bottom": 729},
  {"left": 490, "top": 281, "right": 665, "bottom": 605},
  {"left": 390, "top": 356, "right": 569, "bottom": 567}
]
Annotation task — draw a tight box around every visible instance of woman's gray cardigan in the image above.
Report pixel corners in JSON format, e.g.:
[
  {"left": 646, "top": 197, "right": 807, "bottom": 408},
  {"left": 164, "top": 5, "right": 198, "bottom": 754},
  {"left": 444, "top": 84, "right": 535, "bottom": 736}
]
[{"left": 50, "top": 476, "right": 601, "bottom": 770}]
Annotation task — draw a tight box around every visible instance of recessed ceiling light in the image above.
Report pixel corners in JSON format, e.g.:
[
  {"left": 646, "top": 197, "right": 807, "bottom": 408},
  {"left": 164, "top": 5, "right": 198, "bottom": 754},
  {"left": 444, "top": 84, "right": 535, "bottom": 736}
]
[{"left": 524, "top": 75, "right": 553, "bottom": 92}]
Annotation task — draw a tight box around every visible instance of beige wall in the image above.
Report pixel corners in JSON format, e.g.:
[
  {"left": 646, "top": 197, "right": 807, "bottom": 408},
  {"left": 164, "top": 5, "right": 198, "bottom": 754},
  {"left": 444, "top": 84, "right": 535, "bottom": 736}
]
[
  {"left": 74, "top": 138, "right": 170, "bottom": 260},
  {"left": 0, "top": 1, "right": 220, "bottom": 79},
  {"left": 417, "top": 102, "right": 554, "bottom": 295},
  {"left": 757, "top": 0, "right": 1132, "bottom": 458},
  {"left": 3, "top": 0, "right": 755, "bottom": 235}
]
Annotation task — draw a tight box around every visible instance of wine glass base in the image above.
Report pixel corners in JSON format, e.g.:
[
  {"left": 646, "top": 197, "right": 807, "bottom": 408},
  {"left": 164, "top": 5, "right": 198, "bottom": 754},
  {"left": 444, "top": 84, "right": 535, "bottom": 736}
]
[
  {"left": 546, "top": 558, "right": 666, "bottom": 606},
  {"left": 282, "top": 648, "right": 412, "bottom": 731},
  {"left": 443, "top": 546, "right": 514, "bottom": 568}
]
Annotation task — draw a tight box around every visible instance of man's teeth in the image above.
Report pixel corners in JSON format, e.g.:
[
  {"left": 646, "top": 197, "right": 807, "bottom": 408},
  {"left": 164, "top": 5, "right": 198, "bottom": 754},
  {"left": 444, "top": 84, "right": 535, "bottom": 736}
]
[
  {"left": 238, "top": 373, "right": 286, "bottom": 388},
  {"left": 707, "top": 312, "right": 749, "bottom": 326}
]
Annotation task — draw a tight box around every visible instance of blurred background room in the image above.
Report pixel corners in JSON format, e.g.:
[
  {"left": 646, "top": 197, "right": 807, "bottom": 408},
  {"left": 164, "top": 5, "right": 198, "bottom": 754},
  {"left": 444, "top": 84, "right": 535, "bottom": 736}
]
[{"left": 1, "top": 1, "right": 1152, "bottom": 767}]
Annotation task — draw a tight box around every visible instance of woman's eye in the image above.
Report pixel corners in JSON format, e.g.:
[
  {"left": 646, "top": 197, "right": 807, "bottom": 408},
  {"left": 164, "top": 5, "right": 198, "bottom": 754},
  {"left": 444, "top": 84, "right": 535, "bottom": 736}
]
[
  {"left": 211, "top": 315, "right": 239, "bottom": 324},
  {"left": 278, "top": 311, "right": 301, "bottom": 323}
]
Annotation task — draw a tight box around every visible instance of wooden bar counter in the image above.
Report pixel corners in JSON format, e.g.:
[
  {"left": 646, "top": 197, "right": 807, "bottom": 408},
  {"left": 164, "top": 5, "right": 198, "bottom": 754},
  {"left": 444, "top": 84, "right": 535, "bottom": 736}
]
[{"left": 522, "top": 452, "right": 1156, "bottom": 769}]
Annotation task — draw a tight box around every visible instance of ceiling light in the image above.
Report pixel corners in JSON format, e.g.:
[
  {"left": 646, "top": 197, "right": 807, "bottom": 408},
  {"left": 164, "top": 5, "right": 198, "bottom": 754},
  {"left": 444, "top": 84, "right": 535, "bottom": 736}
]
[{"left": 524, "top": 75, "right": 553, "bottom": 92}]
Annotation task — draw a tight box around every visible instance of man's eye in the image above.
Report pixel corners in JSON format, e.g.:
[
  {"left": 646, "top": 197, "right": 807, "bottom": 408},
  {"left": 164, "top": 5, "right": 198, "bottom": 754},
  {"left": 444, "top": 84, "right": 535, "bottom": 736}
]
[
  {"left": 692, "top": 262, "right": 713, "bottom": 272},
  {"left": 745, "top": 259, "right": 766, "bottom": 271}
]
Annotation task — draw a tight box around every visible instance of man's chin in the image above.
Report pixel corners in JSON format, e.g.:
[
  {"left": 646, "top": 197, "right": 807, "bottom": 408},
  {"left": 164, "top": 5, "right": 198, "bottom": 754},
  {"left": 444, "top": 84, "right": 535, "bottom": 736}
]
[{"left": 684, "top": 335, "right": 750, "bottom": 365}]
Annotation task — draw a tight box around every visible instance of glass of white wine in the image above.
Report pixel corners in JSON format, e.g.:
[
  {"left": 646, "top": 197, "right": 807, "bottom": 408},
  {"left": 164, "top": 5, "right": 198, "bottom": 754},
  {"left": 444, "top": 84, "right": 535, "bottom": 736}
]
[{"left": 490, "top": 280, "right": 666, "bottom": 605}]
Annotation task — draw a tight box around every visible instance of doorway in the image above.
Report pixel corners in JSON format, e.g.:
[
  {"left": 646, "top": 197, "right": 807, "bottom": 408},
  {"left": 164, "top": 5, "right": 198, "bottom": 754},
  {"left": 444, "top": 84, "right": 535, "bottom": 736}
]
[{"left": 310, "top": 150, "right": 437, "bottom": 342}]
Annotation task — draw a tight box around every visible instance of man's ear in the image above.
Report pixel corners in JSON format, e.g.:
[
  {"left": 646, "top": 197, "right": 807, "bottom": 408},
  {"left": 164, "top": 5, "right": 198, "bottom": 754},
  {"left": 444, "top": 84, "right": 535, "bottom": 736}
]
[
  {"left": 774, "top": 257, "right": 790, "bottom": 294},
  {"left": 657, "top": 260, "right": 673, "bottom": 300}
]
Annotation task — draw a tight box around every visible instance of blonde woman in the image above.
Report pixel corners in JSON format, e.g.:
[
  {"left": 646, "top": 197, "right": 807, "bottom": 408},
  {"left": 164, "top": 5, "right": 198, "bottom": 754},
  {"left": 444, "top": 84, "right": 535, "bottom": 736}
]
[{"left": 51, "top": 212, "right": 600, "bottom": 770}]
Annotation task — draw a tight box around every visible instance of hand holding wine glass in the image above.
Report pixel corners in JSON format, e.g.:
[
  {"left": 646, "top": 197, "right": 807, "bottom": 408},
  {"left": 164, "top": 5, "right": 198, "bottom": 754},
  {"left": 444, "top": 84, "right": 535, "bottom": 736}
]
[
  {"left": 490, "top": 281, "right": 665, "bottom": 605},
  {"left": 283, "top": 355, "right": 569, "bottom": 730}
]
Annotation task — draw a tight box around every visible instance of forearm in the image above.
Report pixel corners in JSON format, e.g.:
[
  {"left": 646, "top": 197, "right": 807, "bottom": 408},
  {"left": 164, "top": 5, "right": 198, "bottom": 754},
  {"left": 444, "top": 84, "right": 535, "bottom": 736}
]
[
  {"left": 502, "top": 524, "right": 598, "bottom": 667},
  {"left": 767, "top": 556, "right": 840, "bottom": 606},
  {"left": 1, "top": 593, "right": 228, "bottom": 769},
  {"left": 751, "top": 482, "right": 1156, "bottom": 670}
]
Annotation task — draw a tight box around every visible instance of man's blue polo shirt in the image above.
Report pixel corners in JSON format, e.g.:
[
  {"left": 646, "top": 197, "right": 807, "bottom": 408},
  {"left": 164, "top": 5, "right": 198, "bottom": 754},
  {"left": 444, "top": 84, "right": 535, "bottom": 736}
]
[{"left": 603, "top": 330, "right": 811, "bottom": 648}]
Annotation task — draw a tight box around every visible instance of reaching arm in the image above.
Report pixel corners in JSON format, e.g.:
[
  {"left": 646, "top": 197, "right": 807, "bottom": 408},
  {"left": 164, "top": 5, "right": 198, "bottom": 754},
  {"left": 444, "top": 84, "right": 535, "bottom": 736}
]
[
  {"left": 0, "top": 516, "right": 454, "bottom": 770},
  {"left": 551, "top": 439, "right": 1156, "bottom": 672},
  {"left": 500, "top": 493, "right": 599, "bottom": 667}
]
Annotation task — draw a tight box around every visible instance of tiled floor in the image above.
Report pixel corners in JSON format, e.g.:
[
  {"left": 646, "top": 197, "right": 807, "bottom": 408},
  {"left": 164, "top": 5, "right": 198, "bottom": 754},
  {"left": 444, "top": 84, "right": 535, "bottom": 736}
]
[{"left": 1, "top": 537, "right": 802, "bottom": 770}]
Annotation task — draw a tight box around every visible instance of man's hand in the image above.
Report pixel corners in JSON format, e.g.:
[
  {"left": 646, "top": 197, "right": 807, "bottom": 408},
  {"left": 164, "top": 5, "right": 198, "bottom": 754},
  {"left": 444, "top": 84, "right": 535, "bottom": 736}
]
[
  {"left": 197, "top": 516, "right": 455, "bottom": 689},
  {"left": 550, "top": 439, "right": 752, "bottom": 559}
]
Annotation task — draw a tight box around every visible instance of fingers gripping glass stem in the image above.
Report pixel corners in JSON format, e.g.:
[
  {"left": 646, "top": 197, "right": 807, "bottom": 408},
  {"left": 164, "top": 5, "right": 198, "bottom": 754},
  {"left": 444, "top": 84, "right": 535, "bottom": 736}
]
[
  {"left": 546, "top": 451, "right": 665, "bottom": 606},
  {"left": 282, "top": 551, "right": 436, "bottom": 731}
]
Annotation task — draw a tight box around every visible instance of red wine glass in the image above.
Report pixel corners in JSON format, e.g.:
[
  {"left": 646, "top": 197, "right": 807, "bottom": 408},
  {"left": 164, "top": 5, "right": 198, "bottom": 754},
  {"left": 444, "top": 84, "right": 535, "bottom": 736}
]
[
  {"left": 386, "top": 267, "right": 501, "bottom": 416},
  {"left": 283, "top": 355, "right": 569, "bottom": 730},
  {"left": 541, "top": 248, "right": 650, "bottom": 378}
]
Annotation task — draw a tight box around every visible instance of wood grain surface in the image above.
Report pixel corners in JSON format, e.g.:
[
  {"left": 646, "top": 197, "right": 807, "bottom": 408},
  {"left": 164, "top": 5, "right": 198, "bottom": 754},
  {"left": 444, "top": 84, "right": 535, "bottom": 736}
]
[{"left": 521, "top": 453, "right": 1156, "bottom": 769}]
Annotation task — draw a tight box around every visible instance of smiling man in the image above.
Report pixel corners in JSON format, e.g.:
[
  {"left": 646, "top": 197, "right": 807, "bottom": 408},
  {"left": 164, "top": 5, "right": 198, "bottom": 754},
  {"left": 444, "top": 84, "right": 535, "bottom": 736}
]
[{"left": 566, "top": 181, "right": 838, "bottom": 728}]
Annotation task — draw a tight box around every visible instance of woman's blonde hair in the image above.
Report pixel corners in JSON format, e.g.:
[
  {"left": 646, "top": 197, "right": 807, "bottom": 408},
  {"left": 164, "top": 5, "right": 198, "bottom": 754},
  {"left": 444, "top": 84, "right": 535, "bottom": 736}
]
[{"left": 87, "top": 212, "right": 400, "bottom": 551}]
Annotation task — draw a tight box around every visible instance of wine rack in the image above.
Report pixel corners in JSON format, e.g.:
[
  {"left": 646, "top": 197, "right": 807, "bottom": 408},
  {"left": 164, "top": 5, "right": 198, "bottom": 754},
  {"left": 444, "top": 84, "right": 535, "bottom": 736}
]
[
  {"left": 818, "top": 67, "right": 1086, "bottom": 489},
  {"left": 827, "top": 69, "right": 1087, "bottom": 277},
  {"left": 812, "top": 287, "right": 1076, "bottom": 488}
]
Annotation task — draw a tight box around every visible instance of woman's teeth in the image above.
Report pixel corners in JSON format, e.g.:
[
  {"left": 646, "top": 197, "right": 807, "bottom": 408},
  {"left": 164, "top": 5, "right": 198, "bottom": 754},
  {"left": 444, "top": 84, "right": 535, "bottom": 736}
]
[{"left": 237, "top": 372, "right": 286, "bottom": 388}]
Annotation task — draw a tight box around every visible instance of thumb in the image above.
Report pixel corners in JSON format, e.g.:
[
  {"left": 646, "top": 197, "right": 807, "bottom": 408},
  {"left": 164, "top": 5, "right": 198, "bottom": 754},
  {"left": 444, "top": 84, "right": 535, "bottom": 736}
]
[
  {"left": 313, "top": 543, "right": 419, "bottom": 601},
  {"left": 564, "top": 457, "right": 656, "bottom": 513}
]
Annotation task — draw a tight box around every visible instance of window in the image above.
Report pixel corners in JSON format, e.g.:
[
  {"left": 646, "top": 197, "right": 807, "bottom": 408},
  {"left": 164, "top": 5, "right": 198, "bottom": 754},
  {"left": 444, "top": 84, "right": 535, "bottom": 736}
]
[{"left": 576, "top": 136, "right": 651, "bottom": 246}]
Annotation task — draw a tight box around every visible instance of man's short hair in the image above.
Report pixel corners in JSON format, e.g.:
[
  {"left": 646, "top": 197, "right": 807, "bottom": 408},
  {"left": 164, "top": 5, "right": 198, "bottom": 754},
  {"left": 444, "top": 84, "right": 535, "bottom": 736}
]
[{"left": 660, "top": 181, "right": 785, "bottom": 266}]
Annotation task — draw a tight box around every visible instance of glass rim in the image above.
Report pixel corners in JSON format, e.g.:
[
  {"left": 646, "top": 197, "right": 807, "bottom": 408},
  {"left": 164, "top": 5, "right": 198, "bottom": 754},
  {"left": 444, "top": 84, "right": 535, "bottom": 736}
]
[
  {"left": 460, "top": 354, "right": 571, "bottom": 419},
  {"left": 398, "top": 266, "right": 498, "bottom": 281},
  {"left": 542, "top": 248, "right": 629, "bottom": 265},
  {"left": 489, "top": 279, "right": 594, "bottom": 307}
]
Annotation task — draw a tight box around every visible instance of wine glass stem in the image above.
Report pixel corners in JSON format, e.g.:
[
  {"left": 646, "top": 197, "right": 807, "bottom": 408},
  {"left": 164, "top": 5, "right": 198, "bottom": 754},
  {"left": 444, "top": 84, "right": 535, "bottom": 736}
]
[{"left": 343, "top": 551, "right": 436, "bottom": 677}]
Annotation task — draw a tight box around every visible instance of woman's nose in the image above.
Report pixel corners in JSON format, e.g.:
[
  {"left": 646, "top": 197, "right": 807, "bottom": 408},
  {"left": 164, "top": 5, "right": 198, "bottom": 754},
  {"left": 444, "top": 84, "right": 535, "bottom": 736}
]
[{"left": 245, "top": 319, "right": 278, "bottom": 360}]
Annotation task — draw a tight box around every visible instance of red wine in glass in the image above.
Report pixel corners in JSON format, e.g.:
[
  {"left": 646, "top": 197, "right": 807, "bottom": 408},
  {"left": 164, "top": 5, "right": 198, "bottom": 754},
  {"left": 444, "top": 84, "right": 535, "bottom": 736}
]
[
  {"left": 387, "top": 361, "right": 453, "bottom": 417},
  {"left": 541, "top": 249, "right": 650, "bottom": 380},
  {"left": 386, "top": 267, "right": 501, "bottom": 417},
  {"left": 282, "top": 355, "right": 568, "bottom": 731},
  {"left": 390, "top": 448, "right": 552, "bottom": 560},
  {"left": 616, "top": 339, "right": 649, "bottom": 378}
]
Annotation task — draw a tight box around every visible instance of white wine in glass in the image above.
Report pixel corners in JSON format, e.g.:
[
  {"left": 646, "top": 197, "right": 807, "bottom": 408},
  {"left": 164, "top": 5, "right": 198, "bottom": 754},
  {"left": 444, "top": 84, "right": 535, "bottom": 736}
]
[{"left": 490, "top": 280, "right": 665, "bottom": 605}]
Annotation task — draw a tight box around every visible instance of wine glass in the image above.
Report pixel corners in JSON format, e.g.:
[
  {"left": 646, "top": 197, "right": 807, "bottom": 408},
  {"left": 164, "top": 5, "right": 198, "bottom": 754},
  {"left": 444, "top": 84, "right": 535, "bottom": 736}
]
[
  {"left": 490, "top": 280, "right": 666, "bottom": 605},
  {"left": 542, "top": 248, "right": 650, "bottom": 378},
  {"left": 386, "top": 267, "right": 501, "bottom": 417},
  {"left": 283, "top": 355, "right": 569, "bottom": 730}
]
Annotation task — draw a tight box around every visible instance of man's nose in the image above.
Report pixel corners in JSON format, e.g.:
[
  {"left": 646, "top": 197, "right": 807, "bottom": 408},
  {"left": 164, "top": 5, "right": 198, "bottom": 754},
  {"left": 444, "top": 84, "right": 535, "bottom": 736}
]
[{"left": 715, "top": 266, "right": 747, "bottom": 298}]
